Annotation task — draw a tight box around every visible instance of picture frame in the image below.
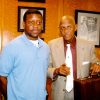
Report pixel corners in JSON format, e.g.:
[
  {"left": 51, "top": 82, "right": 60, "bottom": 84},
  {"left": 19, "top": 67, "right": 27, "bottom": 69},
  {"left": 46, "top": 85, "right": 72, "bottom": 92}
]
[
  {"left": 18, "top": 6, "right": 46, "bottom": 33},
  {"left": 75, "top": 10, "right": 100, "bottom": 45},
  {"left": 95, "top": 45, "right": 100, "bottom": 48},
  {"left": 18, "top": 0, "right": 45, "bottom": 3}
]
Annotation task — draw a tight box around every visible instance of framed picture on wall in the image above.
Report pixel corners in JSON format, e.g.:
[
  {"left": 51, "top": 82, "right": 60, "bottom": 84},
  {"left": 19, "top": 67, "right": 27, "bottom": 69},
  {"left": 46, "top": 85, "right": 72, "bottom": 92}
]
[
  {"left": 18, "top": 6, "right": 46, "bottom": 33},
  {"left": 18, "top": 0, "right": 45, "bottom": 3},
  {"left": 75, "top": 10, "right": 100, "bottom": 45}
]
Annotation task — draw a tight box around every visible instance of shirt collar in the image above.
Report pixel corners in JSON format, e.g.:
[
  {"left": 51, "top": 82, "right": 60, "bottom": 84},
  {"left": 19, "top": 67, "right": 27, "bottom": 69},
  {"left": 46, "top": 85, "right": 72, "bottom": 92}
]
[
  {"left": 63, "top": 36, "right": 76, "bottom": 48},
  {"left": 21, "top": 33, "right": 43, "bottom": 48}
]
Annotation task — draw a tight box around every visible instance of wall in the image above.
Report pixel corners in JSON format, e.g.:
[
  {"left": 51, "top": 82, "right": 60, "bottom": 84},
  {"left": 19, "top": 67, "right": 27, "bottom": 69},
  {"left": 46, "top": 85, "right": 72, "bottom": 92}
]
[
  {"left": 0, "top": 0, "right": 19, "bottom": 50},
  {"left": 63, "top": 0, "right": 100, "bottom": 16},
  {"left": 0, "top": 0, "right": 62, "bottom": 50},
  {"left": 95, "top": 47, "right": 100, "bottom": 59},
  {"left": 0, "top": 0, "right": 3, "bottom": 51},
  {"left": 0, "top": 0, "right": 100, "bottom": 50}
]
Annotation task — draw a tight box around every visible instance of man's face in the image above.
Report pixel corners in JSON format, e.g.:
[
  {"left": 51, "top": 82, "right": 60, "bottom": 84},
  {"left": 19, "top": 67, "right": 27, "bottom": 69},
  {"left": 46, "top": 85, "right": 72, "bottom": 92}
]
[
  {"left": 59, "top": 18, "right": 76, "bottom": 42},
  {"left": 24, "top": 14, "right": 42, "bottom": 40}
]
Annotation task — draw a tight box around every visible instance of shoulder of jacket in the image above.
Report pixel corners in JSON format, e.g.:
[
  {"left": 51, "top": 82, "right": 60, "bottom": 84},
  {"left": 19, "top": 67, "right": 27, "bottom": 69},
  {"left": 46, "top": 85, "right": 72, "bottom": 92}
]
[{"left": 48, "top": 37, "right": 63, "bottom": 44}]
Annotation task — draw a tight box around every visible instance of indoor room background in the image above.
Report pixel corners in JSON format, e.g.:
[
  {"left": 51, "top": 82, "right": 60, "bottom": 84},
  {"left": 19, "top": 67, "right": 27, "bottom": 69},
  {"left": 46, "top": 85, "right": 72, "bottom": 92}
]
[
  {"left": 0, "top": 0, "right": 100, "bottom": 100},
  {"left": 0, "top": 0, "right": 100, "bottom": 51}
]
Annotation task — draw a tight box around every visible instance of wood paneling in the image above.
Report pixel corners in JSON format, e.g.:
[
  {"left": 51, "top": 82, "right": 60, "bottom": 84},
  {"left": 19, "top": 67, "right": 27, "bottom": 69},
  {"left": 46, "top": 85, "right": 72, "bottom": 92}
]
[
  {"left": 63, "top": 0, "right": 100, "bottom": 17},
  {"left": 0, "top": 0, "right": 100, "bottom": 48},
  {"left": 74, "top": 78, "right": 100, "bottom": 100},
  {"left": 95, "top": 47, "right": 100, "bottom": 59}
]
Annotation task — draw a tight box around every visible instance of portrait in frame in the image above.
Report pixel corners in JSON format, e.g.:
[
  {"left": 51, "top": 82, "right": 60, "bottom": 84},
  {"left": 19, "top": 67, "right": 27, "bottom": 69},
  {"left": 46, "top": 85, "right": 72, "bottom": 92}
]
[
  {"left": 18, "top": 0, "right": 45, "bottom": 3},
  {"left": 75, "top": 10, "right": 100, "bottom": 45},
  {"left": 18, "top": 6, "right": 46, "bottom": 33}
]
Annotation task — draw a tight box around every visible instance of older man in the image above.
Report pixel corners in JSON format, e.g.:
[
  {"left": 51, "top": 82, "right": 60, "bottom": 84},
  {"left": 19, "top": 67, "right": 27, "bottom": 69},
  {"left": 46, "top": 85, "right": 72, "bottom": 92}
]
[{"left": 47, "top": 15, "right": 100, "bottom": 100}]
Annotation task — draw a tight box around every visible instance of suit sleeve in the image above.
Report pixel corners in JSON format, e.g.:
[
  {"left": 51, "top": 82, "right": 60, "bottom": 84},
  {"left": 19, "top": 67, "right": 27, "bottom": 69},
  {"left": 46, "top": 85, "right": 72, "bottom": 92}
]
[{"left": 47, "top": 42, "right": 56, "bottom": 79}]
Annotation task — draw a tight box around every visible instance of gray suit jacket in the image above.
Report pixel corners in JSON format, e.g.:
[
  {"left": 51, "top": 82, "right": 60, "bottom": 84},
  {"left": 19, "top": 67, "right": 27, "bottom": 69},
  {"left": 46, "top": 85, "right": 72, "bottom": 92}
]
[
  {"left": 48, "top": 37, "right": 66, "bottom": 100},
  {"left": 47, "top": 37, "right": 96, "bottom": 100}
]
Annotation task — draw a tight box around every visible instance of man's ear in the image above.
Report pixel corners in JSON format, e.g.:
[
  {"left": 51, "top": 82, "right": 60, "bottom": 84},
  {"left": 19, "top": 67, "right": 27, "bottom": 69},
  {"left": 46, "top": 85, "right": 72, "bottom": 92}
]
[{"left": 22, "top": 21, "right": 25, "bottom": 29}]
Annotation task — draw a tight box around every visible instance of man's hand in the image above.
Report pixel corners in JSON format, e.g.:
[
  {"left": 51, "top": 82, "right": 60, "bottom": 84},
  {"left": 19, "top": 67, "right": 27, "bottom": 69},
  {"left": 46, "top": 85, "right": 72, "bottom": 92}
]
[
  {"left": 54, "top": 64, "right": 70, "bottom": 77},
  {"left": 0, "top": 76, "right": 7, "bottom": 99},
  {"left": 90, "top": 63, "right": 100, "bottom": 76}
]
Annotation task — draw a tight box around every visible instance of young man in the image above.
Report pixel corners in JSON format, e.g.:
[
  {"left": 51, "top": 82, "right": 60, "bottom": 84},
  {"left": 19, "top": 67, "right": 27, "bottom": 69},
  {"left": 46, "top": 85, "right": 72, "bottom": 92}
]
[{"left": 0, "top": 9, "right": 50, "bottom": 100}]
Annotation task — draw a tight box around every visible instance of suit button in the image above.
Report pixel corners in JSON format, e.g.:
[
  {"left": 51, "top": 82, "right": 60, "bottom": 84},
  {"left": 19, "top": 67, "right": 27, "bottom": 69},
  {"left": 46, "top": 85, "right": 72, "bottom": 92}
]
[
  {"left": 63, "top": 89, "right": 68, "bottom": 93},
  {"left": 63, "top": 89, "right": 66, "bottom": 92}
]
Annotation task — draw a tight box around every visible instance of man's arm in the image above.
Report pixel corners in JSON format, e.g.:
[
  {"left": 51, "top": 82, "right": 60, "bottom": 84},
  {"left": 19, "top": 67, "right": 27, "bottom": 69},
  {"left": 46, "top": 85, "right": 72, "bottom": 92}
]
[
  {"left": 48, "top": 64, "right": 70, "bottom": 80},
  {"left": 0, "top": 76, "right": 7, "bottom": 99},
  {"left": 89, "top": 45, "right": 100, "bottom": 76},
  {"left": 90, "top": 62, "right": 100, "bottom": 76}
]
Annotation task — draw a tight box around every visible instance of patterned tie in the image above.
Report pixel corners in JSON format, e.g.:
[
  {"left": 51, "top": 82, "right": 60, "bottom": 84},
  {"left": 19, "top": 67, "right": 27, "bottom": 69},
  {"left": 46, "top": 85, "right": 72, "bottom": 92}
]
[{"left": 65, "top": 44, "right": 73, "bottom": 92}]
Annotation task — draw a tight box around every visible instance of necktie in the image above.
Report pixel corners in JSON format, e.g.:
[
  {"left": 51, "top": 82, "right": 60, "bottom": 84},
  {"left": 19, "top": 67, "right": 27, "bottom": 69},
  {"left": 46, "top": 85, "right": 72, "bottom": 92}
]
[{"left": 65, "top": 44, "right": 73, "bottom": 92}]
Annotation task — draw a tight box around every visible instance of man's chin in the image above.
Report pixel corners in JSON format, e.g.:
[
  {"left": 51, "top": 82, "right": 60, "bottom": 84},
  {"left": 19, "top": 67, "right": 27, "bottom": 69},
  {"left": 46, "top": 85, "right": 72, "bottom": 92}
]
[
  {"left": 32, "top": 34, "right": 39, "bottom": 38},
  {"left": 27, "top": 33, "right": 39, "bottom": 39},
  {"left": 64, "top": 36, "right": 70, "bottom": 40}
]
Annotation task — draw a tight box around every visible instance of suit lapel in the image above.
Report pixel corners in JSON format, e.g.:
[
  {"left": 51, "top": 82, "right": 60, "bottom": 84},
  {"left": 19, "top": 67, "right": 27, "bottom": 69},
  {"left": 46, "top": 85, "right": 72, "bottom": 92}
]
[{"left": 56, "top": 38, "right": 65, "bottom": 65}]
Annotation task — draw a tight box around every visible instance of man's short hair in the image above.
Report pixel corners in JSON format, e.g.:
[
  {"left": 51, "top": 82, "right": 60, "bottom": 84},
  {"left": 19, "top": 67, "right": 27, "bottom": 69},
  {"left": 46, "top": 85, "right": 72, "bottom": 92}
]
[{"left": 23, "top": 9, "right": 42, "bottom": 22}]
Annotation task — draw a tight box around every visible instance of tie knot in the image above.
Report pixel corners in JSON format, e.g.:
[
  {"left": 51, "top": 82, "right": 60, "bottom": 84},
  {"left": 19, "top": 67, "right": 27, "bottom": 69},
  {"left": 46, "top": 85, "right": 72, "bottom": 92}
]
[{"left": 67, "top": 44, "right": 70, "bottom": 48}]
